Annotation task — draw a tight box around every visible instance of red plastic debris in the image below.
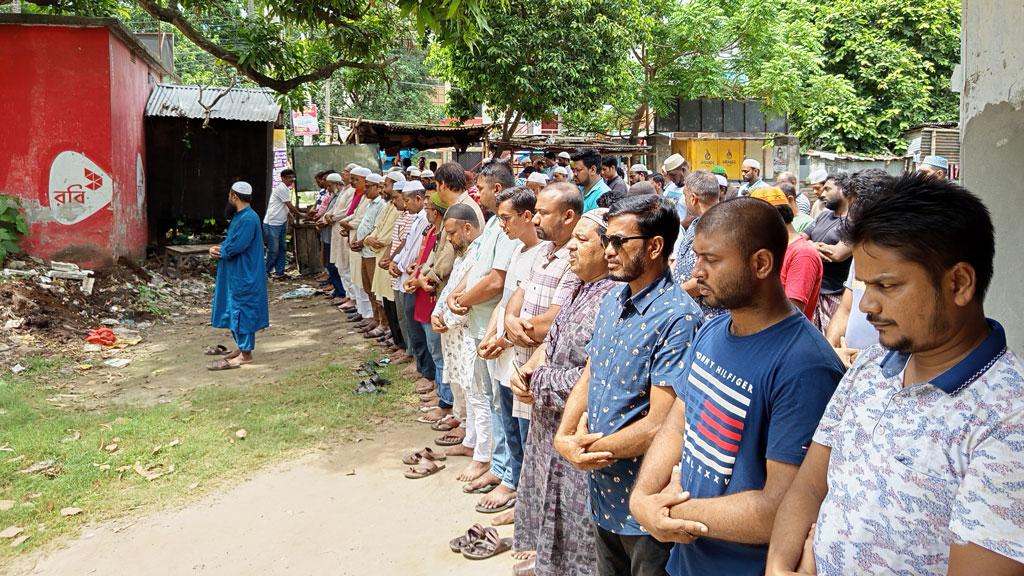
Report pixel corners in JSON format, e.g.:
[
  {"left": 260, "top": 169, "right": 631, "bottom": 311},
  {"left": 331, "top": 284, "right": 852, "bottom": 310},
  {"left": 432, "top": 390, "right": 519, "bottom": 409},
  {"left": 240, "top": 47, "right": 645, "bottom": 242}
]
[{"left": 85, "top": 327, "right": 117, "bottom": 346}]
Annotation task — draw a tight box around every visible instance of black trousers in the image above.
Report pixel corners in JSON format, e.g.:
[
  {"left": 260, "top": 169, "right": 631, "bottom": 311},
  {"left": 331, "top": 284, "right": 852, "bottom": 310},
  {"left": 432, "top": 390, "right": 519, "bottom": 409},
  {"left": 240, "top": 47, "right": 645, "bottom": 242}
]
[
  {"left": 594, "top": 523, "right": 673, "bottom": 576},
  {"left": 382, "top": 298, "right": 406, "bottom": 350}
]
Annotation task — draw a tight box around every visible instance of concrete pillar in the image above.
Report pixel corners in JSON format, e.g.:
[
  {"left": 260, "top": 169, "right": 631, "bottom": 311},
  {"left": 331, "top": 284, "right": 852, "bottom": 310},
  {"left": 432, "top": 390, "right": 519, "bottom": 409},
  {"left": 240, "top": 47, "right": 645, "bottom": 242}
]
[{"left": 959, "top": 0, "right": 1024, "bottom": 351}]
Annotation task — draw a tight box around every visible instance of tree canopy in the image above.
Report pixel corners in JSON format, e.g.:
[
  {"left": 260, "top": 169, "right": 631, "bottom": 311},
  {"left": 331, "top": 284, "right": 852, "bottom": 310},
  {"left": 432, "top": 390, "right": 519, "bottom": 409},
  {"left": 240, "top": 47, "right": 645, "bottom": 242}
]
[
  {"left": 792, "top": 0, "right": 961, "bottom": 152},
  {"left": 16, "top": 0, "right": 488, "bottom": 101},
  {"left": 426, "top": 0, "right": 631, "bottom": 142}
]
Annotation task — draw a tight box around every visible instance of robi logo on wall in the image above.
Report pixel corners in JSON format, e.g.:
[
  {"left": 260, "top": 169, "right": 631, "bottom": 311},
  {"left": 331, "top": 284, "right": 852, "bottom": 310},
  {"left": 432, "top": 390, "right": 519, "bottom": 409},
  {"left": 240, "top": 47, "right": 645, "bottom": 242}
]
[{"left": 48, "top": 151, "right": 114, "bottom": 225}]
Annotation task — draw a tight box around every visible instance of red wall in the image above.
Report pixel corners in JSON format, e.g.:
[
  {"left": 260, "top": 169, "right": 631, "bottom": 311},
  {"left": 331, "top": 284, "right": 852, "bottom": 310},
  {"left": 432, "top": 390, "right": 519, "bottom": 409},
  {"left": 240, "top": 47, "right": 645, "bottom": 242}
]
[{"left": 0, "top": 23, "right": 155, "bottom": 267}]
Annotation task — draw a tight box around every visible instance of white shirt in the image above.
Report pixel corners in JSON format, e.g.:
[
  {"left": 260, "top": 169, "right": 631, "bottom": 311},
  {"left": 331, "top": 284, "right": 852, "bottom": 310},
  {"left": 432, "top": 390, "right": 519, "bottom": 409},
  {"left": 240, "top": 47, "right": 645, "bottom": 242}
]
[
  {"left": 393, "top": 211, "right": 429, "bottom": 292},
  {"left": 264, "top": 183, "right": 291, "bottom": 225}
]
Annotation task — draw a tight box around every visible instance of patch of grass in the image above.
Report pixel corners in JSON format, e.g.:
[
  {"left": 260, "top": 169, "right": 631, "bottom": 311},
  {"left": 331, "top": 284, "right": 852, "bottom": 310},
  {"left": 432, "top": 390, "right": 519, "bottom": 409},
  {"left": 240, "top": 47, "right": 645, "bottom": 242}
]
[
  {"left": 134, "top": 285, "right": 167, "bottom": 317},
  {"left": 0, "top": 355, "right": 412, "bottom": 561}
]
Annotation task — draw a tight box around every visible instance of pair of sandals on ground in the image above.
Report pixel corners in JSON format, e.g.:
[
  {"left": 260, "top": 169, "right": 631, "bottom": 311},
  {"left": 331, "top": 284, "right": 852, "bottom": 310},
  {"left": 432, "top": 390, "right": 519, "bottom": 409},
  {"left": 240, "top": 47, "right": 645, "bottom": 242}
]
[
  {"left": 353, "top": 360, "right": 390, "bottom": 394},
  {"left": 401, "top": 447, "right": 517, "bottom": 512},
  {"left": 203, "top": 344, "right": 251, "bottom": 371},
  {"left": 449, "top": 524, "right": 537, "bottom": 572}
]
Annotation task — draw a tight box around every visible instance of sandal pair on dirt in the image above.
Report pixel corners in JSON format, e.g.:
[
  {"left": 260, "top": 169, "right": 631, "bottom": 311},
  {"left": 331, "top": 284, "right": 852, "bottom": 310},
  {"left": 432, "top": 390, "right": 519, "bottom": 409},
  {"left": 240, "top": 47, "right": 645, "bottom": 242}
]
[
  {"left": 403, "top": 447, "right": 447, "bottom": 479},
  {"left": 353, "top": 374, "right": 390, "bottom": 395},
  {"left": 448, "top": 524, "right": 512, "bottom": 560},
  {"left": 203, "top": 345, "right": 247, "bottom": 371}
]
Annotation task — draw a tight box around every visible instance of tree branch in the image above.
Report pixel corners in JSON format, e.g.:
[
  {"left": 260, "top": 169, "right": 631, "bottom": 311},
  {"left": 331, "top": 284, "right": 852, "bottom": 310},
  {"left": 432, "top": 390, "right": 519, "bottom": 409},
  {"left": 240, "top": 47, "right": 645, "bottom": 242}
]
[
  {"left": 197, "top": 76, "right": 238, "bottom": 128},
  {"left": 131, "top": 0, "right": 393, "bottom": 94}
]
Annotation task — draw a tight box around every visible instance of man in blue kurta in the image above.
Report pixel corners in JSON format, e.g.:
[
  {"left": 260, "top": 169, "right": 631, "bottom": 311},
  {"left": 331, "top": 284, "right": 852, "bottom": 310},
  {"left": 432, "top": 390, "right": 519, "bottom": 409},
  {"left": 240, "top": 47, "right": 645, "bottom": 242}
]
[{"left": 208, "top": 181, "right": 270, "bottom": 370}]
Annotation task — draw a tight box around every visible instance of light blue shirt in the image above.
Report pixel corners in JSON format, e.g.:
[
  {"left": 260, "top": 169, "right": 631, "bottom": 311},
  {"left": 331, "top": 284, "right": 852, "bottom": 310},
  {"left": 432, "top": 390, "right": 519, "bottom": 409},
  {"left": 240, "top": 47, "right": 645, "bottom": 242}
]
[{"left": 581, "top": 178, "right": 611, "bottom": 212}]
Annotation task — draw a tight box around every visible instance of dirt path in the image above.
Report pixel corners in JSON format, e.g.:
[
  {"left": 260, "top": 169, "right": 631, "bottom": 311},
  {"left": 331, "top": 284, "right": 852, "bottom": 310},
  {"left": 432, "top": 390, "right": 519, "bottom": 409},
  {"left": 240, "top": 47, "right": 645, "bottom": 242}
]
[
  {"left": 64, "top": 280, "right": 379, "bottom": 410},
  {"left": 6, "top": 423, "right": 515, "bottom": 575}
]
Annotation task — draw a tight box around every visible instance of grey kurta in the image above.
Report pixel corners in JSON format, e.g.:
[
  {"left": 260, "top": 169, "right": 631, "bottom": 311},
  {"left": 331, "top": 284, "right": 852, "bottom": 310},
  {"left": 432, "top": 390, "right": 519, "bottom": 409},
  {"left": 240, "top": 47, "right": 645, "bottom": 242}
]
[{"left": 513, "top": 278, "right": 619, "bottom": 576}]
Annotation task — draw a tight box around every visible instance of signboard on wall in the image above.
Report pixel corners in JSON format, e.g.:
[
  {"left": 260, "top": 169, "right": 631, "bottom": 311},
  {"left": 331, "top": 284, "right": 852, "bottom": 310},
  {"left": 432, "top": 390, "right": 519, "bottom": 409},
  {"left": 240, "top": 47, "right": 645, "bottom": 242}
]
[
  {"left": 48, "top": 151, "right": 113, "bottom": 225},
  {"left": 292, "top": 104, "right": 319, "bottom": 136},
  {"left": 271, "top": 129, "right": 290, "bottom": 190}
]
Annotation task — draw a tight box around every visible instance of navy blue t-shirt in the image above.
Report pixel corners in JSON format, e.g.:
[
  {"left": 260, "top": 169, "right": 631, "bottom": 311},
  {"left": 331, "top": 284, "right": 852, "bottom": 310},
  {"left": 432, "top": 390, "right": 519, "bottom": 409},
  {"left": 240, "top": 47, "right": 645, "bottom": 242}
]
[{"left": 668, "top": 311, "right": 844, "bottom": 576}]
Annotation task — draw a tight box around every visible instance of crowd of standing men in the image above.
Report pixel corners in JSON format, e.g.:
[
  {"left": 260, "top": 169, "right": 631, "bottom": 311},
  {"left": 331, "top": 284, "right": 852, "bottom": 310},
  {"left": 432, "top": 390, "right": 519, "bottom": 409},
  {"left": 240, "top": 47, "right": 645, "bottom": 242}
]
[{"left": 208, "top": 149, "right": 1022, "bottom": 576}]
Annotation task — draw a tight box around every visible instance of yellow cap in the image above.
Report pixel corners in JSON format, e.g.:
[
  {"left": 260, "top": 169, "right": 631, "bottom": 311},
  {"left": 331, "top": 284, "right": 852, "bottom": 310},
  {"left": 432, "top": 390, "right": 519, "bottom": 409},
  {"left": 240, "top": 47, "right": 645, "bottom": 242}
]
[{"left": 750, "top": 186, "right": 789, "bottom": 207}]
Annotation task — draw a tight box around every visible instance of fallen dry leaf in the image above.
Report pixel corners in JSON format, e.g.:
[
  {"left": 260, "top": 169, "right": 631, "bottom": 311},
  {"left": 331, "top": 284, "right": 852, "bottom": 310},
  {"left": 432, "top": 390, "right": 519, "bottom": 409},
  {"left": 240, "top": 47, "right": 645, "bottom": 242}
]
[
  {"left": 132, "top": 462, "right": 174, "bottom": 482},
  {"left": 18, "top": 460, "right": 61, "bottom": 478},
  {"left": 151, "top": 445, "right": 163, "bottom": 456},
  {"left": 25, "top": 493, "right": 41, "bottom": 500},
  {"left": 10, "top": 534, "right": 29, "bottom": 547},
  {"left": 0, "top": 445, "right": 13, "bottom": 452},
  {"left": 235, "top": 429, "right": 248, "bottom": 440},
  {"left": 188, "top": 482, "right": 200, "bottom": 490},
  {"left": 60, "top": 507, "right": 83, "bottom": 517},
  {"left": 0, "top": 500, "right": 13, "bottom": 511},
  {"left": 103, "top": 443, "right": 119, "bottom": 453},
  {"left": 0, "top": 526, "right": 23, "bottom": 539},
  {"left": 167, "top": 439, "right": 181, "bottom": 448},
  {"left": 61, "top": 430, "right": 82, "bottom": 443}
]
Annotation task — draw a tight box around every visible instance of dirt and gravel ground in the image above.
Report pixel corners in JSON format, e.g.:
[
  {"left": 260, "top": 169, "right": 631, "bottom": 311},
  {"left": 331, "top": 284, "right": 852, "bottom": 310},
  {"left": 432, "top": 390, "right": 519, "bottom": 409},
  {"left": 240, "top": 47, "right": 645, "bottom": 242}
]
[
  {"left": 2, "top": 270, "right": 515, "bottom": 575},
  {"left": 6, "top": 424, "right": 513, "bottom": 576}
]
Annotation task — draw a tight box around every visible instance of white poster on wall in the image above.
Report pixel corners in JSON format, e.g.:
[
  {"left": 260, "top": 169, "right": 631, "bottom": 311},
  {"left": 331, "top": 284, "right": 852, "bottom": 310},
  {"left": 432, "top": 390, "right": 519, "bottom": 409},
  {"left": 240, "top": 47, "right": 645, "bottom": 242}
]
[
  {"left": 48, "top": 151, "right": 113, "bottom": 225},
  {"left": 136, "top": 153, "right": 146, "bottom": 211}
]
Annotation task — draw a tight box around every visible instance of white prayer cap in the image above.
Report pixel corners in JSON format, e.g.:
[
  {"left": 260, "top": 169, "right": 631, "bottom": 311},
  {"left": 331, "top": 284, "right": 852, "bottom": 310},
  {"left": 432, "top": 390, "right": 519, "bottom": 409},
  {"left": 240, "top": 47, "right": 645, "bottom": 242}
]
[
  {"left": 344, "top": 163, "right": 358, "bottom": 171},
  {"left": 421, "top": 170, "right": 435, "bottom": 178},
  {"left": 553, "top": 166, "right": 569, "bottom": 176},
  {"left": 629, "top": 163, "right": 648, "bottom": 173},
  {"left": 527, "top": 172, "right": 549, "bottom": 184},
  {"left": 366, "top": 173, "right": 385, "bottom": 184},
  {"left": 807, "top": 168, "right": 828, "bottom": 184},
  {"left": 386, "top": 171, "right": 407, "bottom": 183},
  {"left": 742, "top": 158, "right": 762, "bottom": 171},
  {"left": 402, "top": 180, "right": 426, "bottom": 194},
  {"left": 388, "top": 166, "right": 402, "bottom": 172},
  {"left": 352, "top": 166, "right": 372, "bottom": 178},
  {"left": 392, "top": 180, "right": 405, "bottom": 192},
  {"left": 662, "top": 153, "right": 685, "bottom": 172},
  {"left": 325, "top": 173, "right": 344, "bottom": 183},
  {"left": 231, "top": 181, "right": 253, "bottom": 196},
  {"left": 408, "top": 168, "right": 422, "bottom": 177},
  {"left": 557, "top": 151, "right": 571, "bottom": 160},
  {"left": 715, "top": 174, "right": 728, "bottom": 187}
]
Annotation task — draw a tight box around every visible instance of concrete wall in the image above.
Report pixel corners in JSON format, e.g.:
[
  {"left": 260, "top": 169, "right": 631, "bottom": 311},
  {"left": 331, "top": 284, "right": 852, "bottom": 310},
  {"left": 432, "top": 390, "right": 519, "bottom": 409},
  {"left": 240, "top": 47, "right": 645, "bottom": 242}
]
[{"left": 959, "top": 0, "right": 1024, "bottom": 351}]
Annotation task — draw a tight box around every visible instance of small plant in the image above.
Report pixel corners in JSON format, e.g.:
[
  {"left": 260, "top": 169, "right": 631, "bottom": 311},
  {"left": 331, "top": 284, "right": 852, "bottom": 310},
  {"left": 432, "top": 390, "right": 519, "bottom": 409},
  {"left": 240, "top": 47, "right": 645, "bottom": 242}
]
[
  {"left": 135, "top": 285, "right": 167, "bottom": 317},
  {"left": 0, "top": 194, "right": 29, "bottom": 262}
]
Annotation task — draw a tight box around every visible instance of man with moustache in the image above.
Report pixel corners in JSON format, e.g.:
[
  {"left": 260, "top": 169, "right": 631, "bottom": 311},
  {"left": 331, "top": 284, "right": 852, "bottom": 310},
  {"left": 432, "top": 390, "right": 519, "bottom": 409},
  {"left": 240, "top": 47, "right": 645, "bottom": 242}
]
[
  {"left": 555, "top": 194, "right": 703, "bottom": 576},
  {"left": 208, "top": 181, "right": 269, "bottom": 370},
  {"left": 801, "top": 173, "right": 855, "bottom": 333},
  {"left": 767, "top": 174, "right": 1024, "bottom": 576}
]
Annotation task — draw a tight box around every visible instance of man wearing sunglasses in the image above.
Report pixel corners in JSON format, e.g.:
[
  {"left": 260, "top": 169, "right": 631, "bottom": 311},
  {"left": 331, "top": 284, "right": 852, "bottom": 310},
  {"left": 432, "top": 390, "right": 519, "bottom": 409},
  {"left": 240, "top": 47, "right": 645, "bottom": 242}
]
[{"left": 555, "top": 194, "right": 703, "bottom": 576}]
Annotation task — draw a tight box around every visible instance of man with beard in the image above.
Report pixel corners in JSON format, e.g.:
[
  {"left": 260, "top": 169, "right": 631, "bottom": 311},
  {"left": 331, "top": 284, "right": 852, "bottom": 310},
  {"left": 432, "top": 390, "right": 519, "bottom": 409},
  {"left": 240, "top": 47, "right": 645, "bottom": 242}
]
[
  {"left": 476, "top": 183, "right": 584, "bottom": 521},
  {"left": 555, "top": 194, "right": 703, "bottom": 576},
  {"left": 672, "top": 171, "right": 723, "bottom": 319},
  {"left": 738, "top": 159, "right": 768, "bottom": 196},
  {"left": 767, "top": 174, "right": 1024, "bottom": 576},
  {"left": 446, "top": 160, "right": 520, "bottom": 502},
  {"left": 661, "top": 154, "right": 688, "bottom": 205},
  {"left": 801, "top": 172, "right": 854, "bottom": 333},
  {"left": 572, "top": 148, "right": 611, "bottom": 212},
  {"left": 630, "top": 197, "right": 843, "bottom": 576},
  {"left": 511, "top": 210, "right": 619, "bottom": 576},
  {"left": 208, "top": 182, "right": 270, "bottom": 370}
]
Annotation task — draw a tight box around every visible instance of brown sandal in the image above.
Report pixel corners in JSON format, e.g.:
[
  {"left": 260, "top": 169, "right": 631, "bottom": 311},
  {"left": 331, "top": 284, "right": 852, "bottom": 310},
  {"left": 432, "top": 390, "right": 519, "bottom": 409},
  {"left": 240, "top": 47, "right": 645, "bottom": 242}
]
[
  {"left": 401, "top": 447, "right": 447, "bottom": 466},
  {"left": 461, "top": 527, "right": 512, "bottom": 560},
  {"left": 448, "top": 523, "right": 487, "bottom": 553},
  {"left": 403, "top": 459, "right": 446, "bottom": 479},
  {"left": 206, "top": 358, "right": 238, "bottom": 371},
  {"left": 435, "top": 429, "right": 465, "bottom": 447},
  {"left": 431, "top": 416, "right": 461, "bottom": 431}
]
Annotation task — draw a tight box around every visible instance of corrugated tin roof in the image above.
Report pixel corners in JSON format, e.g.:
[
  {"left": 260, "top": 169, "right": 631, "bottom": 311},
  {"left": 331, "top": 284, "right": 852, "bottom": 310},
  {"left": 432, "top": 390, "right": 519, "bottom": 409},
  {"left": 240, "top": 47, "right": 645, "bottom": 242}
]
[{"left": 145, "top": 84, "right": 280, "bottom": 122}]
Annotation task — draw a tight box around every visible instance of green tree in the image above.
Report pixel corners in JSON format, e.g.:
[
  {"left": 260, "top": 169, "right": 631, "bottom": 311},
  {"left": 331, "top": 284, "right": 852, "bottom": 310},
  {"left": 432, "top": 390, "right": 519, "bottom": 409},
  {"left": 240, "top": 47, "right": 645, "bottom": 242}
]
[
  {"left": 564, "top": 0, "right": 826, "bottom": 152},
  {"left": 427, "top": 0, "right": 631, "bottom": 144},
  {"left": 331, "top": 42, "right": 444, "bottom": 124},
  {"left": 16, "top": 0, "right": 489, "bottom": 100},
  {"left": 792, "top": 0, "right": 961, "bottom": 152}
]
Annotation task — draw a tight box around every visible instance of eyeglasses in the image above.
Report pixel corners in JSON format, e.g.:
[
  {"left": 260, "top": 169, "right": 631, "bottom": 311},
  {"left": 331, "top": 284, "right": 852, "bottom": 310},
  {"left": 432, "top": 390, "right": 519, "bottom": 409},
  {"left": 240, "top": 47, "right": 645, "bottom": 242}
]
[{"left": 600, "top": 234, "right": 651, "bottom": 250}]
